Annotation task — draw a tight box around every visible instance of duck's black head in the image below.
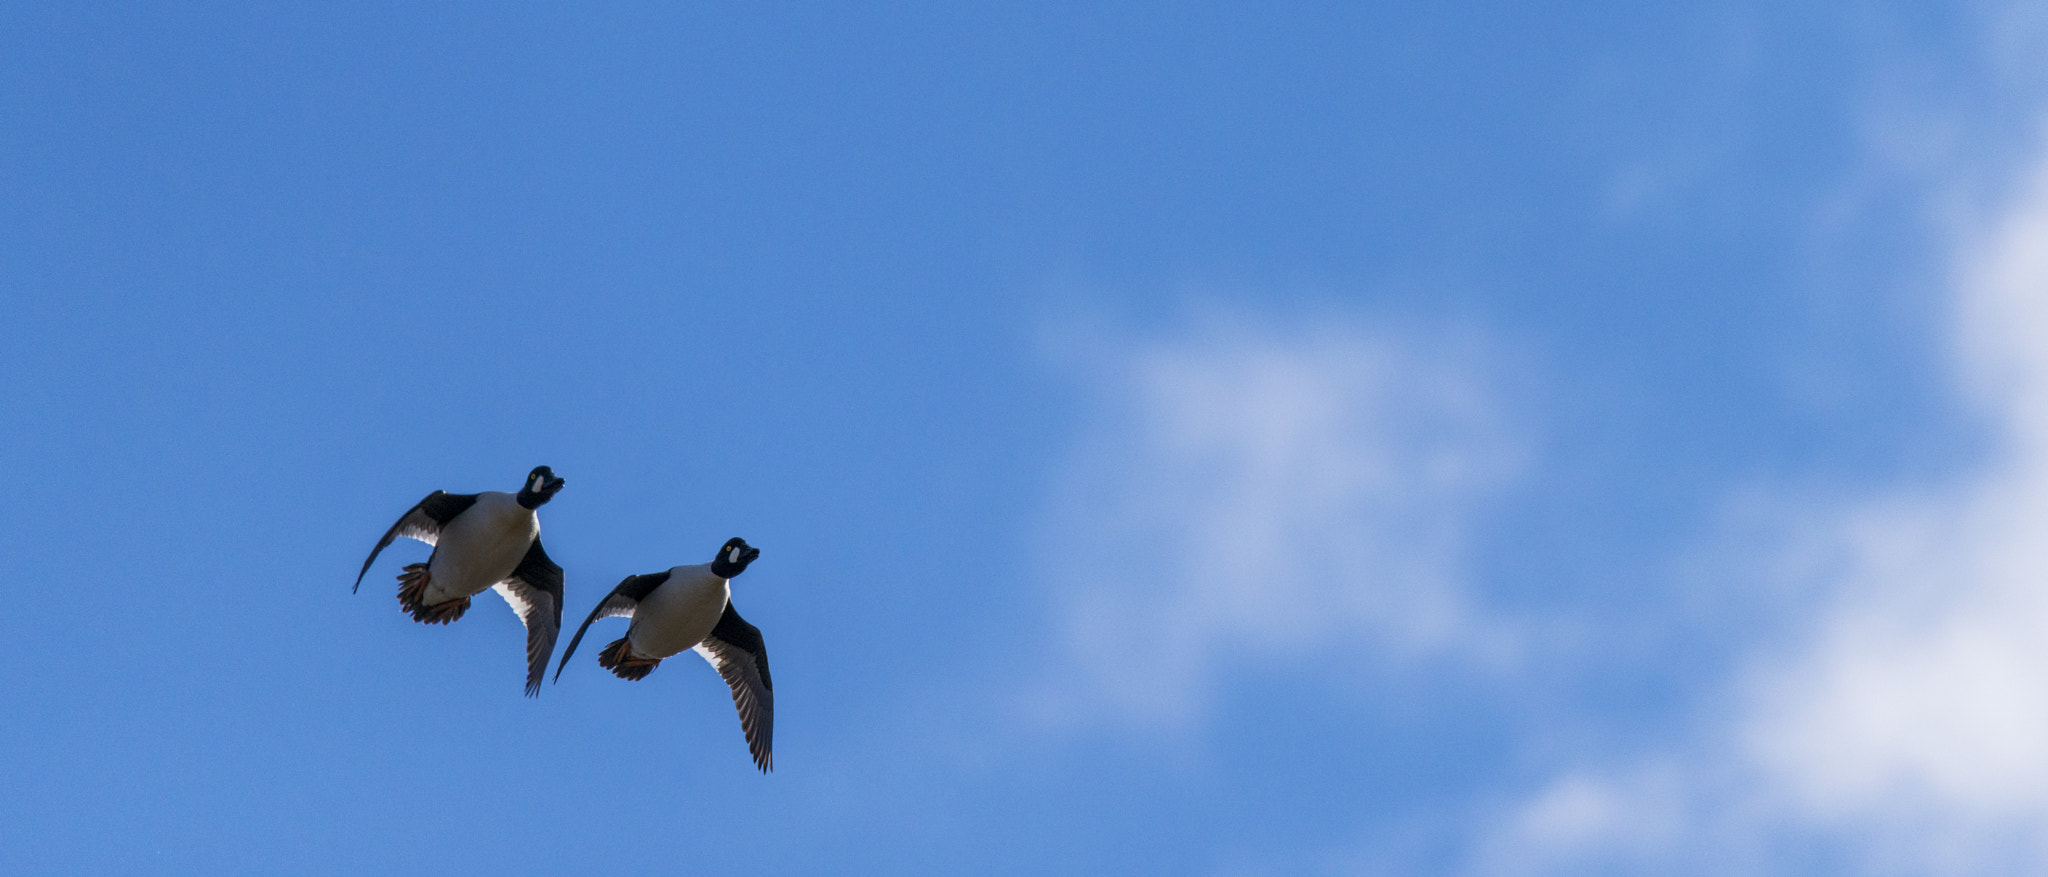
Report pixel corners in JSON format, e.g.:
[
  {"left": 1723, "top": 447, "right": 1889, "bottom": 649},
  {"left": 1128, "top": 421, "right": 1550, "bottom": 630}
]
[
  {"left": 710, "top": 537, "right": 760, "bottom": 579},
  {"left": 516, "top": 465, "right": 566, "bottom": 509}
]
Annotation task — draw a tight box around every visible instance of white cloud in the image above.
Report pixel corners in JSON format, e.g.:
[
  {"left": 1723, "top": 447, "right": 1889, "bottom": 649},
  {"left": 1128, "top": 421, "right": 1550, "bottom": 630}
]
[
  {"left": 1030, "top": 310, "right": 1524, "bottom": 728},
  {"left": 1474, "top": 131, "right": 2048, "bottom": 875},
  {"left": 1470, "top": 764, "right": 1703, "bottom": 876},
  {"left": 1745, "top": 141, "right": 2048, "bottom": 833}
]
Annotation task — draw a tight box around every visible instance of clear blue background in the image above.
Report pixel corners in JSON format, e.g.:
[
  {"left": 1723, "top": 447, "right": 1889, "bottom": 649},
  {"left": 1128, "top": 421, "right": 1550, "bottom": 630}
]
[{"left": 1, "top": 3, "right": 2025, "bottom": 874}]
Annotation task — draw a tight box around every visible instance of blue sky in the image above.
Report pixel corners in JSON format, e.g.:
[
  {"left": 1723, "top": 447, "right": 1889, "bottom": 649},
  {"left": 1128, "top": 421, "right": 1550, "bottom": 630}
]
[{"left": 8, "top": 2, "right": 2048, "bottom": 874}]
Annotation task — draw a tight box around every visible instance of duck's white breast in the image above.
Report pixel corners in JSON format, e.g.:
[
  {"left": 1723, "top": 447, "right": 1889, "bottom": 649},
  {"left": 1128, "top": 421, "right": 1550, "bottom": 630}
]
[
  {"left": 628, "top": 564, "right": 729, "bottom": 659},
  {"left": 424, "top": 492, "right": 536, "bottom": 603}
]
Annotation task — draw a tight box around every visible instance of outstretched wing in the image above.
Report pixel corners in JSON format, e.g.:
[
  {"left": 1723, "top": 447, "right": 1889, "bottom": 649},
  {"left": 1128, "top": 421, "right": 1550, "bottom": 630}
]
[
  {"left": 694, "top": 602, "right": 774, "bottom": 772},
  {"left": 353, "top": 491, "right": 478, "bottom": 592},
  {"left": 553, "top": 571, "right": 671, "bottom": 682},
  {"left": 494, "top": 537, "right": 565, "bottom": 697}
]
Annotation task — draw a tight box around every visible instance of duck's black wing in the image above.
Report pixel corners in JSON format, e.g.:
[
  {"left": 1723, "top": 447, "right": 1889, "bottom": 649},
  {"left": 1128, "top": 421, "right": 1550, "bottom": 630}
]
[
  {"left": 694, "top": 602, "right": 774, "bottom": 772},
  {"left": 354, "top": 491, "right": 478, "bottom": 592},
  {"left": 553, "top": 571, "right": 671, "bottom": 682},
  {"left": 494, "top": 536, "right": 566, "bottom": 697}
]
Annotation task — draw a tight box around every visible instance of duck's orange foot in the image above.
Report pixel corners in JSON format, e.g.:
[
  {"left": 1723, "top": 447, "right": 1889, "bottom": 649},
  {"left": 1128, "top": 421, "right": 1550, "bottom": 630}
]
[
  {"left": 397, "top": 563, "right": 470, "bottom": 625},
  {"left": 597, "top": 636, "right": 661, "bottom": 680}
]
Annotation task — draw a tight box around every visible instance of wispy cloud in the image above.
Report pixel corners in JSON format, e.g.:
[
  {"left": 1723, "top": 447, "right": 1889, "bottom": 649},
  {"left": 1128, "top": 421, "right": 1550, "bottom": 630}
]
[
  {"left": 1746, "top": 144, "right": 2048, "bottom": 850},
  {"left": 1027, "top": 309, "right": 1525, "bottom": 728},
  {"left": 1474, "top": 130, "right": 2048, "bottom": 876}
]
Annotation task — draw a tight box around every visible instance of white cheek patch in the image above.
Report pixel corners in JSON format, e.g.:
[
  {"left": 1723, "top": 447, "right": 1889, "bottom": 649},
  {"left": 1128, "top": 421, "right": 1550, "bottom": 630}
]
[
  {"left": 530, "top": 475, "right": 544, "bottom": 492},
  {"left": 729, "top": 546, "right": 741, "bottom": 564}
]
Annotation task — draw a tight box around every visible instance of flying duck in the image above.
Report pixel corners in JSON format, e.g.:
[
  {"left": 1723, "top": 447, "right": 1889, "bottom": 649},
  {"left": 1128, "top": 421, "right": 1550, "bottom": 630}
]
[
  {"left": 354, "top": 465, "right": 567, "bottom": 696},
  {"left": 555, "top": 537, "right": 773, "bottom": 771}
]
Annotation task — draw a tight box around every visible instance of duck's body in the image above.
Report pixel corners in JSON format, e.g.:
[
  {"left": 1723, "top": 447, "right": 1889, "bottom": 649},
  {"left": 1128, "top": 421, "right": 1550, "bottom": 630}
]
[
  {"left": 421, "top": 491, "right": 539, "bottom": 605},
  {"left": 354, "top": 466, "right": 567, "bottom": 696},
  {"left": 556, "top": 537, "right": 774, "bottom": 771},
  {"left": 624, "top": 563, "right": 730, "bottom": 660}
]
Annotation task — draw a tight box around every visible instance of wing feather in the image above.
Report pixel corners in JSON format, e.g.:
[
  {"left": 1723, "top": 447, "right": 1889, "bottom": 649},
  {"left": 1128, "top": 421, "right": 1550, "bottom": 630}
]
[
  {"left": 495, "top": 537, "right": 565, "bottom": 697},
  {"left": 695, "top": 602, "right": 773, "bottom": 772},
  {"left": 353, "top": 491, "right": 477, "bottom": 592},
  {"left": 553, "top": 572, "right": 670, "bottom": 682}
]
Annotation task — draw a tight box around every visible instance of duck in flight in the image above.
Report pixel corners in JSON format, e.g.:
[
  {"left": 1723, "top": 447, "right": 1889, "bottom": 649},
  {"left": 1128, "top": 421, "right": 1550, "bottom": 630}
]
[
  {"left": 354, "top": 466, "right": 567, "bottom": 696},
  {"left": 556, "top": 537, "right": 773, "bottom": 772}
]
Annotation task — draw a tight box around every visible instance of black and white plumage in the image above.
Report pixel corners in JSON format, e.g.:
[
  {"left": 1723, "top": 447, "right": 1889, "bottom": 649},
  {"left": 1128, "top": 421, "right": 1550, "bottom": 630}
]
[
  {"left": 556, "top": 537, "right": 773, "bottom": 772},
  {"left": 355, "top": 465, "right": 568, "bottom": 697}
]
